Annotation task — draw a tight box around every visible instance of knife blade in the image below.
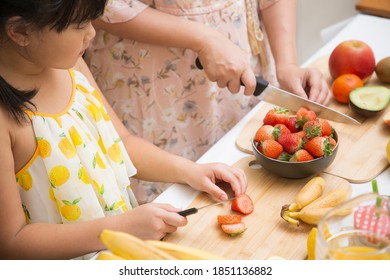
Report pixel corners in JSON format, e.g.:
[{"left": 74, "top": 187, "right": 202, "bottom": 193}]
[
  {"left": 178, "top": 197, "right": 235, "bottom": 217},
  {"left": 195, "top": 58, "right": 360, "bottom": 125},
  {"left": 252, "top": 76, "right": 360, "bottom": 125}
]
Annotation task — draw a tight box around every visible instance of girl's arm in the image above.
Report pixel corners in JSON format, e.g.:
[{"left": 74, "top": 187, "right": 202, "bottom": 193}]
[
  {"left": 77, "top": 58, "right": 247, "bottom": 200},
  {"left": 92, "top": 6, "right": 256, "bottom": 95},
  {"left": 0, "top": 111, "right": 186, "bottom": 259}
]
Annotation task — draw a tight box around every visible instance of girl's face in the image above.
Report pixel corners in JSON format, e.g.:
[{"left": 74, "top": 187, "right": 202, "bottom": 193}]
[{"left": 24, "top": 21, "right": 96, "bottom": 69}]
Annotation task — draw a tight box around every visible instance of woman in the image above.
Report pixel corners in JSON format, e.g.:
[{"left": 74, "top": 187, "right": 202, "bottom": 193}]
[{"left": 85, "top": 0, "right": 330, "bottom": 203}]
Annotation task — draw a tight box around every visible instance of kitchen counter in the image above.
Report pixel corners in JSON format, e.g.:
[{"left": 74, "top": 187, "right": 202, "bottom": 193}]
[
  {"left": 155, "top": 14, "right": 390, "bottom": 210},
  {"left": 356, "top": 0, "right": 390, "bottom": 18}
]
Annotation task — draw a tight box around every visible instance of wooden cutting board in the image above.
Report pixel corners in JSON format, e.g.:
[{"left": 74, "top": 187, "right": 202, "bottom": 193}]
[
  {"left": 356, "top": 0, "right": 390, "bottom": 18},
  {"left": 236, "top": 56, "right": 390, "bottom": 183},
  {"left": 164, "top": 156, "right": 352, "bottom": 260}
]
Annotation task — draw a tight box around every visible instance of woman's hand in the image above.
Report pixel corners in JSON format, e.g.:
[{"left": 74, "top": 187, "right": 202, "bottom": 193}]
[
  {"left": 276, "top": 64, "right": 331, "bottom": 105},
  {"left": 182, "top": 162, "right": 247, "bottom": 201},
  {"left": 196, "top": 29, "right": 256, "bottom": 96}
]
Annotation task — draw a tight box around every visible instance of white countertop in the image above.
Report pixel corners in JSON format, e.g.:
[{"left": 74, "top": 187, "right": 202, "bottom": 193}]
[{"left": 154, "top": 14, "right": 390, "bottom": 209}]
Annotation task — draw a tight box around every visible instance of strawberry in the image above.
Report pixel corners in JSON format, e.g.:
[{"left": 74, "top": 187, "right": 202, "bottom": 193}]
[
  {"left": 303, "top": 120, "right": 322, "bottom": 139},
  {"left": 273, "top": 124, "right": 291, "bottom": 140},
  {"left": 263, "top": 107, "right": 289, "bottom": 126},
  {"left": 258, "top": 139, "right": 283, "bottom": 159},
  {"left": 277, "top": 151, "right": 292, "bottom": 161},
  {"left": 217, "top": 214, "right": 242, "bottom": 225},
  {"left": 285, "top": 116, "right": 299, "bottom": 133},
  {"left": 296, "top": 107, "right": 317, "bottom": 128},
  {"left": 277, "top": 132, "right": 306, "bottom": 154},
  {"left": 289, "top": 149, "right": 314, "bottom": 162},
  {"left": 328, "top": 136, "right": 337, "bottom": 147},
  {"left": 231, "top": 194, "right": 254, "bottom": 215},
  {"left": 317, "top": 118, "right": 333, "bottom": 136},
  {"left": 221, "top": 222, "right": 247, "bottom": 237},
  {"left": 304, "top": 136, "right": 336, "bottom": 158},
  {"left": 254, "top": 125, "right": 275, "bottom": 143}
]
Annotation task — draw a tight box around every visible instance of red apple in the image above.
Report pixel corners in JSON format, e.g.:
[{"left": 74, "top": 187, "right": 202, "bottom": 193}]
[{"left": 328, "top": 40, "right": 376, "bottom": 83}]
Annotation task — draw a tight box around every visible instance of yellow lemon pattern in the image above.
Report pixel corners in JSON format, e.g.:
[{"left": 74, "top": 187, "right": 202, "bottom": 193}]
[
  {"left": 87, "top": 103, "right": 102, "bottom": 122},
  {"left": 22, "top": 204, "right": 31, "bottom": 224},
  {"left": 14, "top": 69, "right": 137, "bottom": 226},
  {"left": 94, "top": 152, "right": 107, "bottom": 169},
  {"left": 49, "top": 165, "right": 70, "bottom": 187},
  {"left": 69, "top": 126, "right": 84, "bottom": 146},
  {"left": 58, "top": 133, "right": 76, "bottom": 159},
  {"left": 17, "top": 170, "right": 33, "bottom": 192},
  {"left": 108, "top": 141, "right": 123, "bottom": 164},
  {"left": 61, "top": 198, "right": 82, "bottom": 222},
  {"left": 37, "top": 137, "right": 52, "bottom": 158},
  {"left": 48, "top": 186, "right": 56, "bottom": 201},
  {"left": 98, "top": 136, "right": 107, "bottom": 154},
  {"left": 78, "top": 166, "right": 90, "bottom": 184},
  {"left": 92, "top": 180, "right": 104, "bottom": 196}
]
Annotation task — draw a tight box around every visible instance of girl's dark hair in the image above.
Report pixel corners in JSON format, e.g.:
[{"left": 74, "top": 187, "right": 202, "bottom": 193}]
[{"left": 0, "top": 0, "right": 107, "bottom": 123}]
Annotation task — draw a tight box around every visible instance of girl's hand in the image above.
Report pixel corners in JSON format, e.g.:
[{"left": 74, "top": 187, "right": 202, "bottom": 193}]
[
  {"left": 183, "top": 162, "right": 247, "bottom": 201},
  {"left": 122, "top": 203, "right": 187, "bottom": 240},
  {"left": 276, "top": 64, "right": 331, "bottom": 105}
]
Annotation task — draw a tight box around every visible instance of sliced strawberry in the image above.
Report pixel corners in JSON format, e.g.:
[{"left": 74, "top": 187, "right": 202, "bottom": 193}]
[
  {"left": 254, "top": 125, "right": 275, "bottom": 143},
  {"left": 263, "top": 107, "right": 289, "bottom": 126},
  {"left": 304, "top": 136, "right": 335, "bottom": 158},
  {"left": 221, "top": 222, "right": 247, "bottom": 237},
  {"left": 289, "top": 149, "right": 314, "bottom": 162},
  {"left": 258, "top": 139, "right": 283, "bottom": 159},
  {"left": 277, "top": 132, "right": 306, "bottom": 154},
  {"left": 217, "top": 214, "right": 242, "bottom": 225},
  {"left": 231, "top": 194, "right": 254, "bottom": 215}
]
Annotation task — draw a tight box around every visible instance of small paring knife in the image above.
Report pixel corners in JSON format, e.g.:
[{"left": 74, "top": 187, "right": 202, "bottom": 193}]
[{"left": 178, "top": 197, "right": 235, "bottom": 217}]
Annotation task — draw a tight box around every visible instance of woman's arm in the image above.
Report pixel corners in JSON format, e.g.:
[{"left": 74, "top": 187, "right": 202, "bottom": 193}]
[
  {"left": 260, "top": 0, "right": 331, "bottom": 104},
  {"left": 92, "top": 6, "right": 256, "bottom": 95}
]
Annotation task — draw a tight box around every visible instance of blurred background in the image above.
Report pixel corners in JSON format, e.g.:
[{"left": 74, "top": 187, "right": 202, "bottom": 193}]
[{"left": 297, "top": 0, "right": 358, "bottom": 64}]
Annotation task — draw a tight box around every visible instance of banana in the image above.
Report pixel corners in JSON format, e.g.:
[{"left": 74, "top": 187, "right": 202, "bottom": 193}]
[
  {"left": 96, "top": 251, "right": 126, "bottom": 260},
  {"left": 288, "top": 207, "right": 333, "bottom": 226},
  {"left": 99, "top": 229, "right": 176, "bottom": 260},
  {"left": 288, "top": 176, "right": 326, "bottom": 211},
  {"left": 302, "top": 188, "right": 350, "bottom": 210},
  {"left": 280, "top": 205, "right": 300, "bottom": 226},
  {"left": 145, "top": 240, "right": 224, "bottom": 260}
]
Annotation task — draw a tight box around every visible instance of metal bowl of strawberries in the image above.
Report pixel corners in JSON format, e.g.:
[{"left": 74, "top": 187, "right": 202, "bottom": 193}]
[{"left": 251, "top": 106, "right": 339, "bottom": 179}]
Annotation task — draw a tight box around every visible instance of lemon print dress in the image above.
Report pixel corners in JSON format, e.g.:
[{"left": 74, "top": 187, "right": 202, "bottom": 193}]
[{"left": 15, "top": 69, "right": 138, "bottom": 225}]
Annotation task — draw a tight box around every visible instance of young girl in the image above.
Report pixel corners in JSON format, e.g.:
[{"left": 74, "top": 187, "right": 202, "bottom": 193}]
[{"left": 0, "top": 0, "right": 246, "bottom": 260}]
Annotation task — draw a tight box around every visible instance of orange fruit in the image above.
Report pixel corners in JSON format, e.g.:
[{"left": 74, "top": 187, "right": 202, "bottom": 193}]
[{"left": 331, "top": 74, "right": 363, "bottom": 104}]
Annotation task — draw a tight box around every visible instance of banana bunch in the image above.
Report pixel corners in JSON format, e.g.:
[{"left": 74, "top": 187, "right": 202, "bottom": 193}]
[
  {"left": 281, "top": 176, "right": 352, "bottom": 226},
  {"left": 96, "top": 229, "right": 223, "bottom": 260}
]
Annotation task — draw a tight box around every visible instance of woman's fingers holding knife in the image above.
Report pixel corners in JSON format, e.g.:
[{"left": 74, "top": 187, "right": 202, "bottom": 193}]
[{"left": 240, "top": 68, "right": 257, "bottom": 96}]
